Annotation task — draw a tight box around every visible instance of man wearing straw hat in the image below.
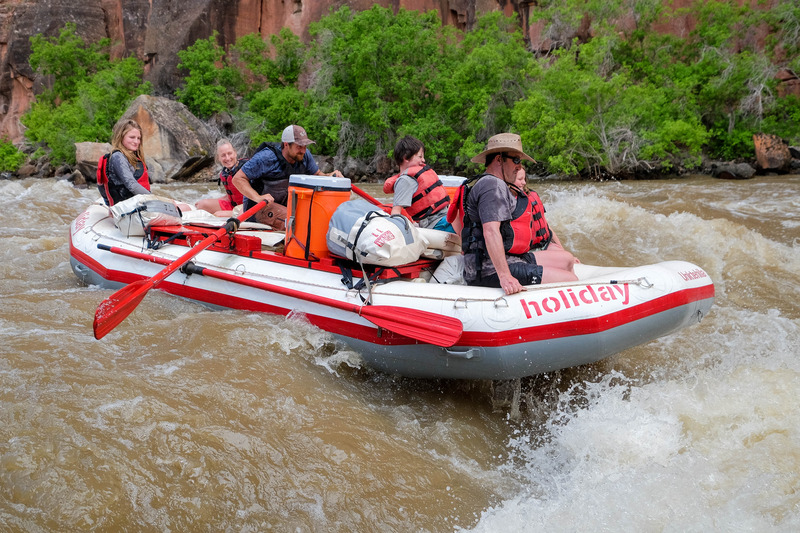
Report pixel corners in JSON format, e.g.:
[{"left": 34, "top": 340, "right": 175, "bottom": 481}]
[{"left": 462, "top": 133, "right": 578, "bottom": 295}]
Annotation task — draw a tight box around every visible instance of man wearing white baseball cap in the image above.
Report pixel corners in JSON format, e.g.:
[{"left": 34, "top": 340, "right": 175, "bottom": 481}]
[{"left": 232, "top": 125, "right": 343, "bottom": 229}]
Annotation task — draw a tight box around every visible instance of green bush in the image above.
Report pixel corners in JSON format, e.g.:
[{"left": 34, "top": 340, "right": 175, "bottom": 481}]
[
  {"left": 28, "top": 22, "right": 112, "bottom": 105},
  {"left": 0, "top": 139, "right": 26, "bottom": 172},
  {"left": 176, "top": 32, "right": 243, "bottom": 118},
  {"left": 307, "top": 6, "right": 461, "bottom": 159},
  {"left": 23, "top": 57, "right": 151, "bottom": 164},
  {"left": 443, "top": 11, "right": 535, "bottom": 168}
]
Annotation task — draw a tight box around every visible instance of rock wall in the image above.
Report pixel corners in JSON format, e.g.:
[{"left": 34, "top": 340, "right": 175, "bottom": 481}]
[
  {"left": 1, "top": 0, "right": 796, "bottom": 147},
  {"left": 0, "top": 0, "right": 504, "bottom": 145}
]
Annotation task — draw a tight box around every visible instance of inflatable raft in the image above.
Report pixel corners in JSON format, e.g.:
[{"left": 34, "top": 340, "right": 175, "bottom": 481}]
[{"left": 70, "top": 178, "right": 715, "bottom": 380}]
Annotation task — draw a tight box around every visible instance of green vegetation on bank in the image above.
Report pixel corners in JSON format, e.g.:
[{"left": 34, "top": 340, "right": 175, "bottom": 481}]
[
  {"left": 21, "top": 23, "right": 151, "bottom": 164},
  {"left": 18, "top": 2, "right": 800, "bottom": 178},
  {"left": 0, "top": 138, "right": 25, "bottom": 172}
]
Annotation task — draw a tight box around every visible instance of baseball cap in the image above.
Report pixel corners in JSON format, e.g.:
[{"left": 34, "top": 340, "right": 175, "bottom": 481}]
[{"left": 281, "top": 125, "right": 316, "bottom": 146}]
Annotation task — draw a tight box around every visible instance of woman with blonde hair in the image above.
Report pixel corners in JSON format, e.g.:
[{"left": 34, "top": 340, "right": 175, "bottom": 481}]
[
  {"left": 195, "top": 138, "right": 245, "bottom": 217},
  {"left": 98, "top": 119, "right": 151, "bottom": 206}
]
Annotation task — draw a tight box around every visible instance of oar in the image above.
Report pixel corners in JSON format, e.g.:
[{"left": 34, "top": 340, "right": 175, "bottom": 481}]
[
  {"left": 96, "top": 244, "right": 463, "bottom": 347},
  {"left": 93, "top": 200, "right": 266, "bottom": 339},
  {"left": 181, "top": 262, "right": 463, "bottom": 347},
  {"left": 351, "top": 184, "right": 411, "bottom": 218}
]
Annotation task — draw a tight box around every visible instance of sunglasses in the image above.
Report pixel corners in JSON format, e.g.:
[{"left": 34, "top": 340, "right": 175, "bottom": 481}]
[{"left": 503, "top": 154, "right": 522, "bottom": 165}]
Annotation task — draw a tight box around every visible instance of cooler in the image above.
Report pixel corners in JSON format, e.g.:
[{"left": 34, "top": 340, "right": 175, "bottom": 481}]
[
  {"left": 285, "top": 174, "right": 352, "bottom": 260},
  {"left": 439, "top": 175, "right": 466, "bottom": 200}
]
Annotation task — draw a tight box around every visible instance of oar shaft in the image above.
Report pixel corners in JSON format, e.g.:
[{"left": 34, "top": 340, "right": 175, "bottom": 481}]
[
  {"left": 99, "top": 244, "right": 463, "bottom": 346},
  {"left": 93, "top": 201, "right": 266, "bottom": 339},
  {"left": 351, "top": 184, "right": 411, "bottom": 218},
  {"left": 180, "top": 263, "right": 460, "bottom": 346},
  {"left": 98, "top": 244, "right": 363, "bottom": 313}
]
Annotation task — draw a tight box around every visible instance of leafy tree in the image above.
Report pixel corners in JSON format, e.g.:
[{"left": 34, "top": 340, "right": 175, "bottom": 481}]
[
  {"left": 229, "top": 29, "right": 305, "bottom": 92},
  {"left": 267, "top": 28, "right": 306, "bottom": 87},
  {"left": 442, "top": 11, "right": 535, "bottom": 167},
  {"left": 242, "top": 85, "right": 311, "bottom": 146},
  {"left": 761, "top": 0, "right": 800, "bottom": 72},
  {"left": 23, "top": 24, "right": 151, "bottom": 164},
  {"left": 176, "top": 32, "right": 243, "bottom": 118},
  {"left": 514, "top": 33, "right": 710, "bottom": 176},
  {"left": 308, "top": 6, "right": 460, "bottom": 160},
  {"left": 28, "top": 22, "right": 112, "bottom": 104},
  {"left": 168, "top": 1, "right": 798, "bottom": 176}
]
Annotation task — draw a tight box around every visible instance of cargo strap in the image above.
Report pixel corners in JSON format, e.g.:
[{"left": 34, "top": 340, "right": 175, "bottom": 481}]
[
  {"left": 285, "top": 188, "right": 319, "bottom": 261},
  {"left": 338, "top": 263, "right": 403, "bottom": 304}
]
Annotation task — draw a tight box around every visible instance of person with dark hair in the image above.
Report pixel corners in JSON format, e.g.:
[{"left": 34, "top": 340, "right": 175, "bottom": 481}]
[
  {"left": 383, "top": 135, "right": 453, "bottom": 232},
  {"left": 231, "top": 125, "right": 343, "bottom": 230},
  {"left": 462, "top": 133, "right": 577, "bottom": 295},
  {"left": 98, "top": 119, "right": 150, "bottom": 206},
  {"left": 195, "top": 139, "right": 245, "bottom": 217}
]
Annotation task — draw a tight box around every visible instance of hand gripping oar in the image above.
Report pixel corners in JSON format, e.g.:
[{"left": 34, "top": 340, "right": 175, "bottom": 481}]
[
  {"left": 93, "top": 200, "right": 267, "bottom": 339},
  {"left": 96, "top": 244, "right": 464, "bottom": 347}
]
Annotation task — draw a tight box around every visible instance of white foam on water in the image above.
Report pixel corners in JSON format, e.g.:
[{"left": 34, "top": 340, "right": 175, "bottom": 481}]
[{"left": 465, "top": 180, "right": 800, "bottom": 532}]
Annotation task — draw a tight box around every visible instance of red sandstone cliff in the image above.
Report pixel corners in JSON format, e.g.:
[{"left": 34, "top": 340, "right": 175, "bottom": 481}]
[
  {"left": 1, "top": 0, "right": 796, "bottom": 146},
  {"left": 0, "top": 0, "right": 512, "bottom": 144}
]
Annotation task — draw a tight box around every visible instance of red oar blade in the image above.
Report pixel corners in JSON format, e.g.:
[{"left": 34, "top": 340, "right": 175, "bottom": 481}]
[
  {"left": 360, "top": 305, "right": 463, "bottom": 347},
  {"left": 93, "top": 280, "right": 150, "bottom": 339},
  {"left": 91, "top": 200, "right": 267, "bottom": 339}
]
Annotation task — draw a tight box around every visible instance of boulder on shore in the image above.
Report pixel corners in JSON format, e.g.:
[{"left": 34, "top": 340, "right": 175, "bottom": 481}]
[
  {"left": 753, "top": 133, "right": 792, "bottom": 172},
  {"left": 710, "top": 162, "right": 756, "bottom": 180},
  {"left": 75, "top": 95, "right": 217, "bottom": 184}
]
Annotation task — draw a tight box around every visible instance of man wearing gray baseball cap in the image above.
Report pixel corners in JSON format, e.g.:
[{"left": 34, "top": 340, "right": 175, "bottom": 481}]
[{"left": 232, "top": 125, "right": 343, "bottom": 229}]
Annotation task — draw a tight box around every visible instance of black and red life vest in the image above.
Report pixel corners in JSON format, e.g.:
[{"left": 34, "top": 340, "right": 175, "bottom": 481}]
[
  {"left": 97, "top": 150, "right": 150, "bottom": 206},
  {"left": 383, "top": 164, "right": 449, "bottom": 222},
  {"left": 460, "top": 176, "right": 552, "bottom": 265},
  {"left": 219, "top": 159, "right": 246, "bottom": 207}
]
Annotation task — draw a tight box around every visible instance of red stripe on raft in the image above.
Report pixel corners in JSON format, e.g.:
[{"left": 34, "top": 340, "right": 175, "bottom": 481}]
[
  {"left": 458, "top": 284, "right": 715, "bottom": 346},
  {"left": 71, "top": 242, "right": 714, "bottom": 348},
  {"left": 71, "top": 242, "right": 400, "bottom": 343}
]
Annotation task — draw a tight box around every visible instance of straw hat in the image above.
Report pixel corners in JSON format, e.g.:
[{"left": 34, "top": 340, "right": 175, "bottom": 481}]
[{"left": 470, "top": 133, "right": 535, "bottom": 165}]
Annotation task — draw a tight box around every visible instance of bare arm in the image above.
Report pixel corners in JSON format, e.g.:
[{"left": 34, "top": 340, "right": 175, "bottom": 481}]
[
  {"left": 315, "top": 169, "right": 344, "bottom": 178},
  {"left": 483, "top": 221, "right": 524, "bottom": 295},
  {"left": 232, "top": 169, "right": 273, "bottom": 205}
]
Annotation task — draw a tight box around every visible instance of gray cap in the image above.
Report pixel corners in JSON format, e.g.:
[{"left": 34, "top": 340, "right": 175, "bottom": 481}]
[{"left": 281, "top": 125, "right": 316, "bottom": 146}]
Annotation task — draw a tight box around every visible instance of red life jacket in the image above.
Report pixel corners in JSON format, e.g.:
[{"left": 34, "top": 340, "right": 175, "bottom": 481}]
[
  {"left": 461, "top": 178, "right": 553, "bottom": 268},
  {"left": 527, "top": 189, "right": 553, "bottom": 249},
  {"left": 97, "top": 150, "right": 150, "bottom": 206},
  {"left": 220, "top": 159, "right": 246, "bottom": 207},
  {"left": 502, "top": 186, "right": 553, "bottom": 254},
  {"left": 383, "top": 164, "right": 449, "bottom": 222}
]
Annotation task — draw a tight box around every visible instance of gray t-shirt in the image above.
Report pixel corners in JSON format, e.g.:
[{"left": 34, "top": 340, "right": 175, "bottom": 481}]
[
  {"left": 393, "top": 173, "right": 446, "bottom": 229},
  {"left": 463, "top": 173, "right": 532, "bottom": 281}
]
